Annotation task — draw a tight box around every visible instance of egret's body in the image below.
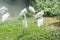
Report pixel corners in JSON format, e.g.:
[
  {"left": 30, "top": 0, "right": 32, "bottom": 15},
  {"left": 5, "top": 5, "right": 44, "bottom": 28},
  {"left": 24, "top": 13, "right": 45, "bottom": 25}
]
[
  {"left": 19, "top": 8, "right": 27, "bottom": 16},
  {"left": 2, "top": 12, "right": 10, "bottom": 22},
  {"left": 37, "top": 17, "right": 44, "bottom": 27},
  {"left": 0, "top": 6, "right": 8, "bottom": 14},
  {"left": 28, "top": 6, "right": 35, "bottom": 13},
  {"left": 35, "top": 10, "right": 44, "bottom": 19}
]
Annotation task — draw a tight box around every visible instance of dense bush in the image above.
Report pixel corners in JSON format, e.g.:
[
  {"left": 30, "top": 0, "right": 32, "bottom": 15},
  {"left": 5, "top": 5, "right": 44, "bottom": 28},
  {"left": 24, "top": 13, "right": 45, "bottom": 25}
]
[{"left": 30, "top": 0, "right": 60, "bottom": 17}]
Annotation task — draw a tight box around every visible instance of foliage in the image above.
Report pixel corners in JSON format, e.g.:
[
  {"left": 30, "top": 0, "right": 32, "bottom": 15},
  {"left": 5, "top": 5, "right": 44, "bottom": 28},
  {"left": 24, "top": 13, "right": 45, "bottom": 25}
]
[
  {"left": 30, "top": 0, "right": 60, "bottom": 17},
  {"left": 28, "top": 0, "right": 60, "bottom": 24}
]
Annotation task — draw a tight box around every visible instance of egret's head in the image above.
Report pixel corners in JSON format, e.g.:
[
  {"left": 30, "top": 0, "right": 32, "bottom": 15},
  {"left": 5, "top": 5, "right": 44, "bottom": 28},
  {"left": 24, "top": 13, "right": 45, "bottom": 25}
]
[
  {"left": 22, "top": 8, "right": 27, "bottom": 13},
  {"left": 0, "top": 6, "right": 8, "bottom": 11},
  {"left": 0, "top": 6, "right": 8, "bottom": 14}
]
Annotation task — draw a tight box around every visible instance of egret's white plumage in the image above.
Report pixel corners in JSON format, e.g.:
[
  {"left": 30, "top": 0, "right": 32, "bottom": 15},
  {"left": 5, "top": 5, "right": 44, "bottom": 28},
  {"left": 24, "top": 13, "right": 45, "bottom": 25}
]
[
  {"left": 0, "top": 6, "right": 8, "bottom": 14},
  {"left": 2, "top": 12, "right": 10, "bottom": 22},
  {"left": 37, "top": 17, "right": 44, "bottom": 27},
  {"left": 28, "top": 6, "right": 35, "bottom": 13},
  {"left": 35, "top": 10, "right": 44, "bottom": 19},
  {"left": 19, "top": 8, "right": 27, "bottom": 16}
]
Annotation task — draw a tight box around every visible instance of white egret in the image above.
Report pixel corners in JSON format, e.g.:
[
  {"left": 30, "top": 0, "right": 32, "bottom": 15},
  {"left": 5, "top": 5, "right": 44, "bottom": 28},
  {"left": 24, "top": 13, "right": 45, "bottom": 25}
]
[
  {"left": 2, "top": 12, "right": 10, "bottom": 22},
  {"left": 0, "top": 6, "right": 8, "bottom": 14},
  {"left": 35, "top": 10, "right": 44, "bottom": 19},
  {"left": 37, "top": 17, "right": 44, "bottom": 27},
  {"left": 19, "top": 8, "right": 28, "bottom": 28},
  {"left": 28, "top": 5, "right": 35, "bottom": 13}
]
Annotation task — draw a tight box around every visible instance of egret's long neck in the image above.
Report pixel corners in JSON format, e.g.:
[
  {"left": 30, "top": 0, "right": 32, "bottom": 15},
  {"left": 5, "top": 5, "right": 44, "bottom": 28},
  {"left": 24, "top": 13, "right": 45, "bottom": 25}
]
[
  {"left": 41, "top": 17, "right": 43, "bottom": 19},
  {"left": 24, "top": 14, "right": 26, "bottom": 20}
]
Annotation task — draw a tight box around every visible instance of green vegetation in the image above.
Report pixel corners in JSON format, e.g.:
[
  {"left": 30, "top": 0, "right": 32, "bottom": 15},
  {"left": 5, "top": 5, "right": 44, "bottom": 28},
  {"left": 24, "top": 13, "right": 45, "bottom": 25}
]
[
  {"left": 0, "top": 0, "right": 60, "bottom": 40},
  {"left": 28, "top": 0, "right": 60, "bottom": 24},
  {"left": 0, "top": 17, "right": 60, "bottom": 40},
  {"left": 31, "top": 0, "right": 60, "bottom": 16}
]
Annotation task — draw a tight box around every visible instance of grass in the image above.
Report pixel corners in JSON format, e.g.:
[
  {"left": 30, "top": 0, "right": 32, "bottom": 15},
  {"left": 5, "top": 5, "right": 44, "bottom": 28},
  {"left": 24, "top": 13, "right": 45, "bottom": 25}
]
[{"left": 0, "top": 17, "right": 60, "bottom": 40}]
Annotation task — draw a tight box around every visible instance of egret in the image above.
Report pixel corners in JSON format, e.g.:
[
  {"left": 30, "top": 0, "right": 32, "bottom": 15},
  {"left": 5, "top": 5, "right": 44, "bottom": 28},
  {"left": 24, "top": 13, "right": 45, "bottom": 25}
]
[
  {"left": 37, "top": 17, "right": 44, "bottom": 27},
  {"left": 0, "top": 6, "right": 8, "bottom": 14},
  {"left": 2, "top": 12, "right": 10, "bottom": 22},
  {"left": 19, "top": 8, "right": 28, "bottom": 28},
  {"left": 28, "top": 5, "right": 35, "bottom": 13},
  {"left": 35, "top": 10, "right": 44, "bottom": 19}
]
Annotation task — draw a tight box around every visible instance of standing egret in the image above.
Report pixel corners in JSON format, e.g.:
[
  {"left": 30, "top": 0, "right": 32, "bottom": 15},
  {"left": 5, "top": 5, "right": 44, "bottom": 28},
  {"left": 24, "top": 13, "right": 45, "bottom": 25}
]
[
  {"left": 35, "top": 10, "right": 44, "bottom": 19},
  {"left": 0, "top": 6, "right": 8, "bottom": 14},
  {"left": 28, "top": 5, "right": 35, "bottom": 13},
  {"left": 2, "top": 12, "right": 10, "bottom": 22},
  {"left": 19, "top": 8, "right": 28, "bottom": 28},
  {"left": 37, "top": 17, "right": 44, "bottom": 27}
]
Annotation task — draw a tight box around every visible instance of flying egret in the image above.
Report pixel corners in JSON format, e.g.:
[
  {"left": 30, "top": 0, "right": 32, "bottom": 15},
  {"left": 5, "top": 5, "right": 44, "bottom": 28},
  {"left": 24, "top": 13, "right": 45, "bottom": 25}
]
[
  {"left": 0, "top": 6, "right": 8, "bottom": 14},
  {"left": 37, "top": 17, "right": 44, "bottom": 27},
  {"left": 2, "top": 12, "right": 10, "bottom": 22},
  {"left": 28, "top": 5, "right": 35, "bottom": 13},
  {"left": 35, "top": 10, "right": 44, "bottom": 19}
]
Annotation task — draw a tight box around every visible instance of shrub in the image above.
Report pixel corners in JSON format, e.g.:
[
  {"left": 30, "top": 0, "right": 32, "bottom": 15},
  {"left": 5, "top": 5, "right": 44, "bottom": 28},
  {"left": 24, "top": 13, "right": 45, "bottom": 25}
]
[
  {"left": 29, "top": 0, "right": 60, "bottom": 24},
  {"left": 30, "top": 0, "right": 60, "bottom": 17}
]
